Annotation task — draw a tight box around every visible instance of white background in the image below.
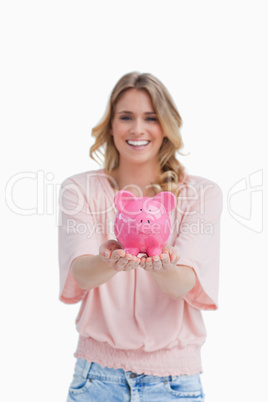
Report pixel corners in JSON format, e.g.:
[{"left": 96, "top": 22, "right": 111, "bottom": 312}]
[{"left": 1, "top": 1, "right": 267, "bottom": 401}]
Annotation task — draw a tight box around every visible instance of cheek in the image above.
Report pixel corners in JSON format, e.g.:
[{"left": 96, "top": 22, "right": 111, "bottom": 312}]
[
  {"left": 112, "top": 128, "right": 125, "bottom": 151},
  {"left": 111, "top": 121, "right": 125, "bottom": 137},
  {"left": 153, "top": 127, "right": 165, "bottom": 143},
  {"left": 112, "top": 135, "right": 121, "bottom": 151}
]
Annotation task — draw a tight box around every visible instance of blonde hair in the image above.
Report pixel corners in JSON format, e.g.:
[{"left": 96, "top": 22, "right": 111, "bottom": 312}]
[{"left": 90, "top": 72, "right": 186, "bottom": 195}]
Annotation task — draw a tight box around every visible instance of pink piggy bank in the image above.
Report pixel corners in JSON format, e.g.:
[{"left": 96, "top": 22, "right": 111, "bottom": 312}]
[{"left": 114, "top": 190, "right": 176, "bottom": 257}]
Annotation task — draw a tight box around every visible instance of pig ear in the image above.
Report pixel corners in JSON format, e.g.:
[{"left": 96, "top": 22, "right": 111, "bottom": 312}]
[
  {"left": 153, "top": 191, "right": 176, "bottom": 213},
  {"left": 114, "top": 190, "right": 137, "bottom": 211}
]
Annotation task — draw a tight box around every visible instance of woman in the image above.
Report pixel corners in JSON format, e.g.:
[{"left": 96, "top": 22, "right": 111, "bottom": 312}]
[{"left": 58, "top": 72, "right": 223, "bottom": 401}]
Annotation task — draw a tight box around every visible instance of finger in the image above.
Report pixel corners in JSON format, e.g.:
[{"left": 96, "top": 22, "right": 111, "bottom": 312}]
[
  {"left": 139, "top": 253, "right": 147, "bottom": 259},
  {"left": 139, "top": 256, "right": 146, "bottom": 269},
  {"left": 114, "top": 253, "right": 137, "bottom": 271},
  {"left": 125, "top": 253, "right": 136, "bottom": 260},
  {"left": 160, "top": 252, "right": 170, "bottom": 261},
  {"left": 125, "top": 259, "right": 140, "bottom": 271},
  {"left": 171, "top": 254, "right": 180, "bottom": 265},
  {"left": 160, "top": 254, "right": 171, "bottom": 270},
  {"left": 144, "top": 258, "right": 153, "bottom": 271},
  {"left": 125, "top": 254, "right": 140, "bottom": 264},
  {"left": 169, "top": 252, "right": 176, "bottom": 263},
  {"left": 114, "top": 257, "right": 129, "bottom": 271},
  {"left": 110, "top": 249, "right": 126, "bottom": 262},
  {"left": 99, "top": 248, "right": 111, "bottom": 259},
  {"left": 162, "top": 245, "right": 173, "bottom": 256},
  {"left": 100, "top": 240, "right": 123, "bottom": 254},
  {"left": 152, "top": 257, "right": 162, "bottom": 271},
  {"left": 139, "top": 261, "right": 146, "bottom": 269}
]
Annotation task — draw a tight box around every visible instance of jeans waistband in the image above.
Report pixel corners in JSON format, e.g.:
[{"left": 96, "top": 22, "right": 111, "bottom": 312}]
[{"left": 76, "top": 358, "right": 180, "bottom": 384}]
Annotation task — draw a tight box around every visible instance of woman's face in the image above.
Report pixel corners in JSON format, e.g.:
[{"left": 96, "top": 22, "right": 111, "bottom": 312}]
[{"left": 111, "top": 89, "right": 165, "bottom": 167}]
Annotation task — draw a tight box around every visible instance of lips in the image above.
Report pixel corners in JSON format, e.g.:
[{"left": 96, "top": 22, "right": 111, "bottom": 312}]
[{"left": 126, "top": 140, "right": 150, "bottom": 147}]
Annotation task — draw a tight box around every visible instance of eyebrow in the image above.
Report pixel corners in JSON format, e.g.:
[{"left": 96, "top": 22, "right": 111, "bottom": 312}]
[{"left": 117, "top": 111, "right": 157, "bottom": 115}]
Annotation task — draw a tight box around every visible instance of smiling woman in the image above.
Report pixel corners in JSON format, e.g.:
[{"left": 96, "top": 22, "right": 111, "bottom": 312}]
[
  {"left": 90, "top": 72, "right": 185, "bottom": 195},
  {"left": 59, "top": 71, "right": 223, "bottom": 401},
  {"left": 110, "top": 88, "right": 165, "bottom": 178}
]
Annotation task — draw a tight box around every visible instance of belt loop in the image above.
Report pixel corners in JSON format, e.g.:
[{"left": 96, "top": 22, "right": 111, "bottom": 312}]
[
  {"left": 82, "top": 360, "right": 92, "bottom": 379},
  {"left": 171, "top": 375, "right": 177, "bottom": 381}
]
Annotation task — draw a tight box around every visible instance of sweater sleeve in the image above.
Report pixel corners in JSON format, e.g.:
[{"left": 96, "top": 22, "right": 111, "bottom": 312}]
[
  {"left": 58, "top": 176, "right": 100, "bottom": 304},
  {"left": 175, "top": 178, "right": 223, "bottom": 310}
]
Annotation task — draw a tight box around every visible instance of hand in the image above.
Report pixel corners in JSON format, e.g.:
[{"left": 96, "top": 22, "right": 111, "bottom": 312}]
[
  {"left": 99, "top": 239, "right": 140, "bottom": 272},
  {"left": 139, "top": 246, "right": 180, "bottom": 272}
]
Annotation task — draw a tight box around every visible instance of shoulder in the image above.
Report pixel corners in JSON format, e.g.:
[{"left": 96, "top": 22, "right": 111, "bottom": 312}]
[
  {"left": 178, "top": 173, "right": 223, "bottom": 216},
  {"left": 180, "top": 173, "right": 223, "bottom": 198},
  {"left": 60, "top": 169, "right": 106, "bottom": 192},
  {"left": 59, "top": 169, "right": 115, "bottom": 212}
]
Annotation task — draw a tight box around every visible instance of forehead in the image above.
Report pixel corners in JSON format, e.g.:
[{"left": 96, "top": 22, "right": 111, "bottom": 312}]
[{"left": 115, "top": 88, "right": 155, "bottom": 112}]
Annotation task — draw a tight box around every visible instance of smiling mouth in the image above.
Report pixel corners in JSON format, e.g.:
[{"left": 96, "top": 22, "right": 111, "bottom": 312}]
[{"left": 126, "top": 140, "right": 150, "bottom": 147}]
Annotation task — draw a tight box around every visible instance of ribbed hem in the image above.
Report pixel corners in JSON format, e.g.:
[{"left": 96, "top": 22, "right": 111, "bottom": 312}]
[{"left": 74, "top": 336, "right": 203, "bottom": 376}]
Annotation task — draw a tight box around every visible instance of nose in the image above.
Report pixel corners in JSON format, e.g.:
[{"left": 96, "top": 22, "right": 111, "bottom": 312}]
[
  {"left": 137, "top": 211, "right": 153, "bottom": 224},
  {"left": 130, "top": 118, "right": 145, "bottom": 136}
]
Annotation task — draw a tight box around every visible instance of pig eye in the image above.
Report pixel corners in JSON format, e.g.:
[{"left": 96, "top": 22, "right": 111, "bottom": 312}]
[
  {"left": 149, "top": 209, "right": 151, "bottom": 212},
  {"left": 140, "top": 208, "right": 142, "bottom": 211}
]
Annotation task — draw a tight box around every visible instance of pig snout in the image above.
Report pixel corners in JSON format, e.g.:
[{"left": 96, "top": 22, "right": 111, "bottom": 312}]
[
  {"left": 136, "top": 212, "right": 153, "bottom": 224},
  {"left": 135, "top": 213, "right": 161, "bottom": 234}
]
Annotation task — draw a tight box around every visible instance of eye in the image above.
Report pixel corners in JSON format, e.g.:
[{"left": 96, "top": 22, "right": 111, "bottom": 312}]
[
  {"left": 120, "top": 116, "right": 131, "bottom": 121},
  {"left": 140, "top": 208, "right": 142, "bottom": 211},
  {"left": 146, "top": 117, "right": 158, "bottom": 122}
]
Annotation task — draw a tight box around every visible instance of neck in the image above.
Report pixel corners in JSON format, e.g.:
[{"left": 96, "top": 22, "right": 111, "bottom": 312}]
[{"left": 109, "top": 159, "right": 161, "bottom": 197}]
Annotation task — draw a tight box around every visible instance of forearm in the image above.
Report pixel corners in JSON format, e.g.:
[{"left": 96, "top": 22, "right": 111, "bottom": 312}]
[
  {"left": 150, "top": 265, "right": 196, "bottom": 300},
  {"left": 71, "top": 255, "right": 118, "bottom": 290}
]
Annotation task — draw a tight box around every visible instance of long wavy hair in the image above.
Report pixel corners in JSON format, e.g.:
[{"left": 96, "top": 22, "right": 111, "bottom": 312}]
[{"left": 89, "top": 72, "right": 186, "bottom": 195}]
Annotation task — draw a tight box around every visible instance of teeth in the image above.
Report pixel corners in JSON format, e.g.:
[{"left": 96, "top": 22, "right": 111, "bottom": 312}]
[{"left": 127, "top": 140, "right": 150, "bottom": 146}]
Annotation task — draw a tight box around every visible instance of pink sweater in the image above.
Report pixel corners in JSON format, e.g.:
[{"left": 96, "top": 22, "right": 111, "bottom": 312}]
[{"left": 58, "top": 169, "right": 223, "bottom": 376}]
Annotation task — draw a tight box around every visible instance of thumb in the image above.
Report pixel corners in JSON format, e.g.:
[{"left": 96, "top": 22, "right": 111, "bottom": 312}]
[
  {"left": 162, "top": 246, "right": 173, "bottom": 256},
  {"left": 99, "top": 245, "right": 111, "bottom": 259}
]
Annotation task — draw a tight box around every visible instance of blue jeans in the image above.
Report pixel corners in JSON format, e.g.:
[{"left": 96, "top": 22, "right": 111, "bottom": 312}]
[{"left": 67, "top": 358, "right": 205, "bottom": 401}]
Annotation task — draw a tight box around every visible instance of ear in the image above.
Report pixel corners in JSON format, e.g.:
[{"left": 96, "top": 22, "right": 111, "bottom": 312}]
[
  {"left": 114, "top": 190, "right": 137, "bottom": 211},
  {"left": 153, "top": 191, "right": 176, "bottom": 213}
]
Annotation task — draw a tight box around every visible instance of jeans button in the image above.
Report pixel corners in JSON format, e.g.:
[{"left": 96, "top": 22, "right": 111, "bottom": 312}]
[{"left": 130, "top": 373, "right": 136, "bottom": 378}]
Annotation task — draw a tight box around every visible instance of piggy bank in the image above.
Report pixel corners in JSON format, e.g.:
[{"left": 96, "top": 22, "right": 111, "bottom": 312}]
[{"left": 114, "top": 190, "right": 176, "bottom": 257}]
